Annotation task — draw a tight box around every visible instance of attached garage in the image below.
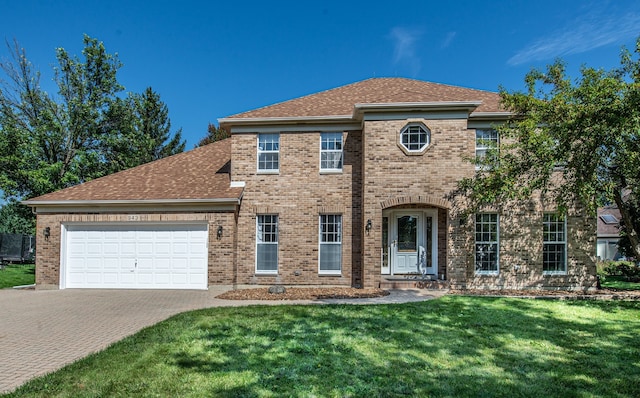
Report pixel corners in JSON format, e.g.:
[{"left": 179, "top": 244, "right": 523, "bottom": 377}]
[
  {"left": 61, "top": 223, "right": 209, "bottom": 289},
  {"left": 24, "top": 140, "right": 243, "bottom": 290}
]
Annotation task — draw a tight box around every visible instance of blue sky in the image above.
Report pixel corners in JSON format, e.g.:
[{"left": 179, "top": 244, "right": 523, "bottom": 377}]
[{"left": 2, "top": 0, "right": 640, "bottom": 149}]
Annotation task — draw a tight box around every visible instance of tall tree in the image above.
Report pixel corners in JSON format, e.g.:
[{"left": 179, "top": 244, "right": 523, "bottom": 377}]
[
  {"left": 0, "top": 36, "right": 186, "bottom": 198},
  {"left": 0, "top": 36, "right": 185, "bottom": 232},
  {"left": 196, "top": 123, "right": 230, "bottom": 147},
  {"left": 105, "top": 87, "right": 185, "bottom": 172},
  {"left": 454, "top": 39, "right": 640, "bottom": 260},
  {"left": 0, "top": 35, "right": 126, "bottom": 199}
]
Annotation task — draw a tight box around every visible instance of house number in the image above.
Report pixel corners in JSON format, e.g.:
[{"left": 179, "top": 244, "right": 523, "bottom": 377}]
[{"left": 127, "top": 215, "right": 140, "bottom": 221}]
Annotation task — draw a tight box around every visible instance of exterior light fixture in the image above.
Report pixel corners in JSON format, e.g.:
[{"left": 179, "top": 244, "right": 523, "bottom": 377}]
[
  {"left": 44, "top": 227, "right": 51, "bottom": 240},
  {"left": 365, "top": 219, "right": 372, "bottom": 234},
  {"left": 217, "top": 225, "right": 223, "bottom": 239}
]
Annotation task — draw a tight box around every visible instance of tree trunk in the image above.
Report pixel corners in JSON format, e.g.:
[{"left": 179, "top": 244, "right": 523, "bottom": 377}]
[{"left": 613, "top": 189, "right": 640, "bottom": 260}]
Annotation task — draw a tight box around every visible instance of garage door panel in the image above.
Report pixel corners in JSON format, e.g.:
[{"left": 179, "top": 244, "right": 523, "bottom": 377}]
[
  {"left": 155, "top": 258, "right": 171, "bottom": 269},
  {"left": 64, "top": 224, "right": 208, "bottom": 289}
]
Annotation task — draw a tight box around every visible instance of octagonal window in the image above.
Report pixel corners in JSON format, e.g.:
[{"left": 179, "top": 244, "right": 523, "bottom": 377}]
[{"left": 400, "top": 123, "right": 430, "bottom": 152}]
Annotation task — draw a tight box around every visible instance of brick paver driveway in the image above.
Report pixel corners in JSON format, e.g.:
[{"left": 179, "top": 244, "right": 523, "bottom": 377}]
[{"left": 0, "top": 287, "right": 231, "bottom": 393}]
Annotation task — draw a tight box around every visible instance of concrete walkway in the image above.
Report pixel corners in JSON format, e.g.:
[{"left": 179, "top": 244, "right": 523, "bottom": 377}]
[{"left": 0, "top": 287, "right": 444, "bottom": 393}]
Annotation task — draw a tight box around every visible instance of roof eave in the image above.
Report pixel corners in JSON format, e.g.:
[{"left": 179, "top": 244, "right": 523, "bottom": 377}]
[
  {"left": 23, "top": 197, "right": 241, "bottom": 207},
  {"left": 219, "top": 115, "right": 354, "bottom": 129},
  {"left": 353, "top": 101, "right": 483, "bottom": 117},
  {"left": 469, "top": 111, "right": 513, "bottom": 120}
]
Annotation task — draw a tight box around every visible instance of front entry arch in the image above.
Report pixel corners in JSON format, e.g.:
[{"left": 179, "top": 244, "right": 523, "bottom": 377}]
[{"left": 381, "top": 208, "right": 438, "bottom": 276}]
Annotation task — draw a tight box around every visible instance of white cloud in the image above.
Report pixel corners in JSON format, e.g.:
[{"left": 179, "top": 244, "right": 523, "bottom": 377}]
[
  {"left": 508, "top": 4, "right": 640, "bottom": 66},
  {"left": 441, "top": 31, "right": 457, "bottom": 49},
  {"left": 389, "top": 26, "right": 423, "bottom": 75}
]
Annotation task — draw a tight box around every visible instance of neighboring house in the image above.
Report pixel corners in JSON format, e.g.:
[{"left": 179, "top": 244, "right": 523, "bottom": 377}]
[
  {"left": 597, "top": 207, "right": 623, "bottom": 261},
  {"left": 24, "top": 78, "right": 596, "bottom": 291}
]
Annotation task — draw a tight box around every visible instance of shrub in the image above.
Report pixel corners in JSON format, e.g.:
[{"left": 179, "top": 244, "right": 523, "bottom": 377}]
[{"left": 598, "top": 260, "right": 640, "bottom": 282}]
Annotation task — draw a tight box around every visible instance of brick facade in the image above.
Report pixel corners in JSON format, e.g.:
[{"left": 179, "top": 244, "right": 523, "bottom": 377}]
[
  {"left": 231, "top": 131, "right": 361, "bottom": 286},
  {"left": 27, "top": 78, "right": 597, "bottom": 291},
  {"left": 228, "top": 116, "right": 596, "bottom": 291}
]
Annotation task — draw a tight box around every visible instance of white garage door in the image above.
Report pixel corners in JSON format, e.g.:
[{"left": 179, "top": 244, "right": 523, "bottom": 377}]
[{"left": 63, "top": 224, "right": 208, "bottom": 289}]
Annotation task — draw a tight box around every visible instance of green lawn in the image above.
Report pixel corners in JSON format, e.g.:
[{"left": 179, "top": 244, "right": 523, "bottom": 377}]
[
  {"left": 601, "top": 275, "right": 640, "bottom": 290},
  {"left": 0, "top": 264, "right": 34, "bottom": 289},
  {"left": 4, "top": 296, "right": 640, "bottom": 397}
]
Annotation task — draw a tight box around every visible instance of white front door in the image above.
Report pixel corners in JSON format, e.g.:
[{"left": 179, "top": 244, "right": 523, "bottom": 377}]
[
  {"left": 384, "top": 210, "right": 438, "bottom": 275},
  {"left": 394, "top": 214, "right": 420, "bottom": 273}
]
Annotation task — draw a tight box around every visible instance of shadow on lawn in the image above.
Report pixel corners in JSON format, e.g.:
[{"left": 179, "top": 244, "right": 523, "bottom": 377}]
[{"left": 170, "top": 298, "right": 640, "bottom": 397}]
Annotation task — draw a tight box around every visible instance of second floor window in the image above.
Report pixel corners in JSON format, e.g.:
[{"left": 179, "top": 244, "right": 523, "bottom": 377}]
[
  {"left": 257, "top": 133, "right": 279, "bottom": 172},
  {"left": 400, "top": 123, "right": 430, "bottom": 152},
  {"left": 475, "top": 129, "right": 499, "bottom": 168},
  {"left": 320, "top": 132, "right": 343, "bottom": 171}
]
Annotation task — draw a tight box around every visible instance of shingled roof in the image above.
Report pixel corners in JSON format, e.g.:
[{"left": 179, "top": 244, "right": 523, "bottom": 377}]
[
  {"left": 224, "top": 77, "right": 503, "bottom": 120},
  {"left": 24, "top": 138, "right": 242, "bottom": 205}
]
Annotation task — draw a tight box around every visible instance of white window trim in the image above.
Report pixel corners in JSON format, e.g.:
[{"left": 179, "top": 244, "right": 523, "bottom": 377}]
[
  {"left": 475, "top": 213, "right": 500, "bottom": 275},
  {"left": 543, "top": 213, "right": 567, "bottom": 275},
  {"left": 319, "top": 132, "right": 343, "bottom": 173},
  {"left": 400, "top": 123, "right": 431, "bottom": 153},
  {"left": 255, "top": 215, "right": 278, "bottom": 275},
  {"left": 318, "top": 214, "right": 342, "bottom": 275},
  {"left": 257, "top": 133, "right": 280, "bottom": 174}
]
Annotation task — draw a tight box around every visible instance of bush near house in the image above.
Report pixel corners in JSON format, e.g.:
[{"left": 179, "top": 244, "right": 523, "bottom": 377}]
[{"left": 598, "top": 260, "right": 640, "bottom": 282}]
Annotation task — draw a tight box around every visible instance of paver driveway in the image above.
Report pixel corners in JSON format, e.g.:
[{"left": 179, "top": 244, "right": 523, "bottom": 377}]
[
  {"left": 0, "top": 287, "right": 441, "bottom": 393},
  {"left": 0, "top": 287, "right": 233, "bottom": 393}
]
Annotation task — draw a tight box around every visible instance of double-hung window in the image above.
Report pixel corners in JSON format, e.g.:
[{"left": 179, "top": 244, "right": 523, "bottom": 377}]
[
  {"left": 256, "top": 215, "right": 278, "bottom": 273},
  {"left": 475, "top": 129, "right": 499, "bottom": 169},
  {"left": 319, "top": 214, "right": 342, "bottom": 274},
  {"left": 475, "top": 213, "right": 499, "bottom": 274},
  {"left": 257, "top": 133, "right": 279, "bottom": 172},
  {"left": 543, "top": 213, "right": 566, "bottom": 274},
  {"left": 320, "top": 132, "right": 343, "bottom": 171}
]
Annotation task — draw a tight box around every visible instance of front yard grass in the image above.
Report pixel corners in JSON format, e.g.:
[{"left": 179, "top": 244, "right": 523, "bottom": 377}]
[
  {"left": 4, "top": 296, "right": 640, "bottom": 397},
  {"left": 0, "top": 264, "right": 34, "bottom": 289}
]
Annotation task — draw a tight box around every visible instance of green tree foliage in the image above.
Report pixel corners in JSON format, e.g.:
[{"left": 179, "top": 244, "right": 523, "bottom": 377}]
[
  {"left": 196, "top": 123, "right": 230, "bottom": 147},
  {"left": 106, "top": 87, "right": 185, "bottom": 172},
  {"left": 0, "top": 36, "right": 185, "bottom": 231},
  {"left": 0, "top": 201, "right": 34, "bottom": 234},
  {"left": 454, "top": 39, "right": 640, "bottom": 260}
]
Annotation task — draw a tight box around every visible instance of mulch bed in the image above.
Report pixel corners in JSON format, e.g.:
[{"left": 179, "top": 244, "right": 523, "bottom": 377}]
[
  {"left": 217, "top": 286, "right": 640, "bottom": 301},
  {"left": 216, "top": 287, "right": 390, "bottom": 301}
]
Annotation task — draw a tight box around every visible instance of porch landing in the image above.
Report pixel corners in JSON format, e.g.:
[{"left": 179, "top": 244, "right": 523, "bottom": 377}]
[{"left": 380, "top": 276, "right": 449, "bottom": 290}]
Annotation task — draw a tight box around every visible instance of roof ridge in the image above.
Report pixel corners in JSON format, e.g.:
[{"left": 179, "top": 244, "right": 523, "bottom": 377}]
[
  {"left": 226, "top": 78, "right": 381, "bottom": 118},
  {"left": 223, "top": 77, "right": 503, "bottom": 121}
]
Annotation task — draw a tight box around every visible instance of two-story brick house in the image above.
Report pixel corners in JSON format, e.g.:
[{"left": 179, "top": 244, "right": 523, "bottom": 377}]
[{"left": 25, "top": 78, "right": 597, "bottom": 291}]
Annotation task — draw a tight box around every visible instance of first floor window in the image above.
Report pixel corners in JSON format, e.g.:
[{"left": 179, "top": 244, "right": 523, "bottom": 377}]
[
  {"left": 543, "top": 213, "right": 566, "bottom": 273},
  {"left": 319, "top": 214, "right": 342, "bottom": 274},
  {"left": 475, "top": 213, "right": 499, "bottom": 273},
  {"left": 256, "top": 215, "right": 278, "bottom": 273}
]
